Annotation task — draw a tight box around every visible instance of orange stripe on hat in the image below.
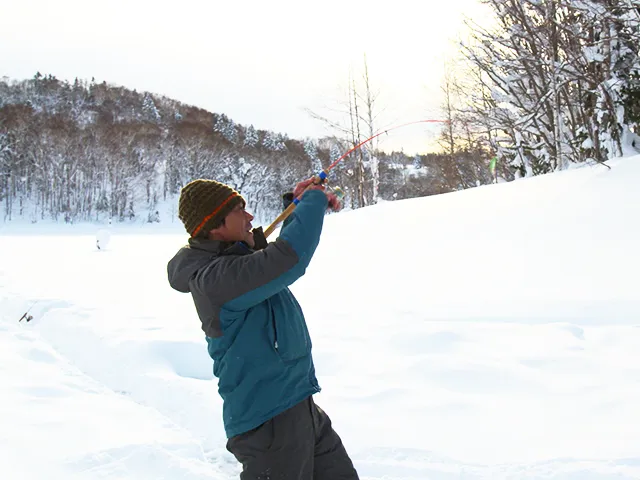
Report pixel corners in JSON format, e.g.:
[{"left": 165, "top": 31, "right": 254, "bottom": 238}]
[{"left": 191, "top": 192, "right": 238, "bottom": 237}]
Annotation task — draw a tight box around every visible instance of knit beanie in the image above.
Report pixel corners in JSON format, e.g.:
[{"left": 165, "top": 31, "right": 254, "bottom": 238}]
[{"left": 178, "top": 179, "right": 245, "bottom": 238}]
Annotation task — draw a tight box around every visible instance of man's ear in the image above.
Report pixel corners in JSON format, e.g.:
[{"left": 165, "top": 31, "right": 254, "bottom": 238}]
[{"left": 206, "top": 221, "right": 226, "bottom": 240}]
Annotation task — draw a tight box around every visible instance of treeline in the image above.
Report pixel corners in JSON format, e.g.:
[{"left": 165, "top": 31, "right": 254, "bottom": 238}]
[{"left": 0, "top": 74, "right": 494, "bottom": 224}]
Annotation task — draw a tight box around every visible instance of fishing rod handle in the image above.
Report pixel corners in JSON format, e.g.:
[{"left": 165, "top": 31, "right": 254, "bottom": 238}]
[{"left": 263, "top": 171, "right": 329, "bottom": 238}]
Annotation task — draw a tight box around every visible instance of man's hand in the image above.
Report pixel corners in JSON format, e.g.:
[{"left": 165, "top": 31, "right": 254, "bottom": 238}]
[
  {"left": 326, "top": 192, "right": 342, "bottom": 212},
  {"left": 293, "top": 177, "right": 325, "bottom": 199},
  {"left": 251, "top": 226, "right": 268, "bottom": 250},
  {"left": 292, "top": 177, "right": 342, "bottom": 211}
]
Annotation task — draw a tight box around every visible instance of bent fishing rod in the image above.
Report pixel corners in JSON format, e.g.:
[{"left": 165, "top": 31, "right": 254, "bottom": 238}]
[{"left": 263, "top": 119, "right": 445, "bottom": 238}]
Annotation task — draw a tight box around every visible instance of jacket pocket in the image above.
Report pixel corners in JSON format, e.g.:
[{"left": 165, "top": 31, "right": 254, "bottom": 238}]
[{"left": 271, "top": 290, "right": 310, "bottom": 362}]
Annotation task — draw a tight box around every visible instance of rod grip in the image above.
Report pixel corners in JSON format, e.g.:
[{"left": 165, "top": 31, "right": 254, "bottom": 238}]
[
  {"left": 263, "top": 171, "right": 328, "bottom": 239},
  {"left": 264, "top": 201, "right": 297, "bottom": 238}
]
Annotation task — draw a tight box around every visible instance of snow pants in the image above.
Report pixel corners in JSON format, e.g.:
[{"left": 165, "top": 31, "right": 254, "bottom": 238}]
[{"left": 226, "top": 396, "right": 359, "bottom": 480}]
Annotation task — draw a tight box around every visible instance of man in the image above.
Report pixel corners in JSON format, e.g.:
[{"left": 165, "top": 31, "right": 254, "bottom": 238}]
[{"left": 167, "top": 177, "right": 359, "bottom": 479}]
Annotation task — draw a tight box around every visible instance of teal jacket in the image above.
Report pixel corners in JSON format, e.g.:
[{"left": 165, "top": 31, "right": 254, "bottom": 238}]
[{"left": 167, "top": 189, "right": 327, "bottom": 438}]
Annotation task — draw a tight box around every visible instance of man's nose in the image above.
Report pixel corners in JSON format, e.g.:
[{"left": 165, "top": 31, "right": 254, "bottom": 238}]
[{"left": 246, "top": 211, "right": 254, "bottom": 221}]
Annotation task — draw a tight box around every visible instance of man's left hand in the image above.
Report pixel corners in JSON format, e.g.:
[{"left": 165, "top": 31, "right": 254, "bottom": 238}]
[{"left": 251, "top": 226, "right": 268, "bottom": 250}]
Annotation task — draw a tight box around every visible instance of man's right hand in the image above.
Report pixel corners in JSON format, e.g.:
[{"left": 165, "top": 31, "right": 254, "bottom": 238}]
[
  {"left": 325, "top": 192, "right": 342, "bottom": 212},
  {"left": 292, "top": 177, "right": 342, "bottom": 211}
]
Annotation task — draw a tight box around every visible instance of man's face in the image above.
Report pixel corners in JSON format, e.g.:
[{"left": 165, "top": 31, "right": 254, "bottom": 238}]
[{"left": 211, "top": 203, "right": 255, "bottom": 247}]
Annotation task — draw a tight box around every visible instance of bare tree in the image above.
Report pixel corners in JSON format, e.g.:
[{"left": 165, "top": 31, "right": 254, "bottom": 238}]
[
  {"left": 348, "top": 70, "right": 366, "bottom": 208},
  {"left": 304, "top": 53, "right": 385, "bottom": 209},
  {"left": 360, "top": 54, "right": 382, "bottom": 203}
]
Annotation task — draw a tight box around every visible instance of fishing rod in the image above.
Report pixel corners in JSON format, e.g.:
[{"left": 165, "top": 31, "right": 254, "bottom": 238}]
[
  {"left": 263, "top": 119, "right": 445, "bottom": 238},
  {"left": 18, "top": 300, "right": 38, "bottom": 322}
]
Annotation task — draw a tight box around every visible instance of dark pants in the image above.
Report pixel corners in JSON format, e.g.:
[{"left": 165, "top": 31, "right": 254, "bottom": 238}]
[{"left": 226, "top": 396, "right": 359, "bottom": 480}]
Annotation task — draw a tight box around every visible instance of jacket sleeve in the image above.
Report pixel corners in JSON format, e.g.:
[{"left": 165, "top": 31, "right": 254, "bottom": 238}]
[{"left": 193, "top": 189, "right": 328, "bottom": 311}]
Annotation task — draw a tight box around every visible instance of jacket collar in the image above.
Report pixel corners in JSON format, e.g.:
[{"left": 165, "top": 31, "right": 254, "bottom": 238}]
[{"left": 187, "top": 237, "right": 253, "bottom": 256}]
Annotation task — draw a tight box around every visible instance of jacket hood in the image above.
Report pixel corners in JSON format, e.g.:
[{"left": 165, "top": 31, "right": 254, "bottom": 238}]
[
  {"left": 167, "top": 238, "right": 251, "bottom": 293},
  {"left": 167, "top": 239, "right": 224, "bottom": 293}
]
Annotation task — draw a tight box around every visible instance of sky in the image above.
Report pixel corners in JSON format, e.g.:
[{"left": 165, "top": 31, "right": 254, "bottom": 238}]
[
  {"left": 0, "top": 0, "right": 493, "bottom": 154},
  {"left": 1, "top": 155, "right": 639, "bottom": 479}
]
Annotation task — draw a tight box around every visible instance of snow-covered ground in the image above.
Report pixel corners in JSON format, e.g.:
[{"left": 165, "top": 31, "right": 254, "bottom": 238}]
[{"left": 1, "top": 156, "right": 639, "bottom": 479}]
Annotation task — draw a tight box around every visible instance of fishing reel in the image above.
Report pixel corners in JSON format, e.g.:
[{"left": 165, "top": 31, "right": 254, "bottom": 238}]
[
  {"left": 312, "top": 170, "right": 345, "bottom": 200},
  {"left": 326, "top": 185, "right": 345, "bottom": 200}
]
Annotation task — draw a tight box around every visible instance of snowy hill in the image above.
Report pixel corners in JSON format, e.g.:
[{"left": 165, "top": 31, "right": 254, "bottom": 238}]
[{"left": 1, "top": 156, "right": 639, "bottom": 479}]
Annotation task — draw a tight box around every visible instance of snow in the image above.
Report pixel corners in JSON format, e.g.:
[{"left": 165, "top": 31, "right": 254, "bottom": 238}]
[
  {"left": 96, "top": 228, "right": 112, "bottom": 251},
  {"left": 1, "top": 155, "right": 640, "bottom": 479}
]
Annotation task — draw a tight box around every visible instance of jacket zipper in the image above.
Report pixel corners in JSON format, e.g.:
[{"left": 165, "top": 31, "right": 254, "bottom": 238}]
[{"left": 271, "top": 308, "right": 278, "bottom": 350}]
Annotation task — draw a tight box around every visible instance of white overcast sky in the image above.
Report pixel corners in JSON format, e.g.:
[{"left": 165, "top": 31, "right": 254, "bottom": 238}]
[{"left": 0, "top": 0, "right": 492, "bottom": 154}]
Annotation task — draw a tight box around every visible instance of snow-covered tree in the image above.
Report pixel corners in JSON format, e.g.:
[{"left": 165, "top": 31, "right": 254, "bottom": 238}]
[
  {"left": 459, "top": 0, "right": 640, "bottom": 176},
  {"left": 214, "top": 114, "right": 238, "bottom": 144},
  {"left": 263, "top": 131, "right": 287, "bottom": 151},
  {"left": 0, "top": 131, "right": 13, "bottom": 215},
  {"left": 330, "top": 143, "right": 342, "bottom": 167},
  {"left": 244, "top": 124, "right": 259, "bottom": 147},
  {"left": 304, "top": 138, "right": 323, "bottom": 173},
  {"left": 142, "top": 93, "right": 161, "bottom": 122}
]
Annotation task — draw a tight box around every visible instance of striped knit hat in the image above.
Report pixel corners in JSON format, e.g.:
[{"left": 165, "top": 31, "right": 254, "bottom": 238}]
[{"left": 178, "top": 179, "right": 245, "bottom": 238}]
